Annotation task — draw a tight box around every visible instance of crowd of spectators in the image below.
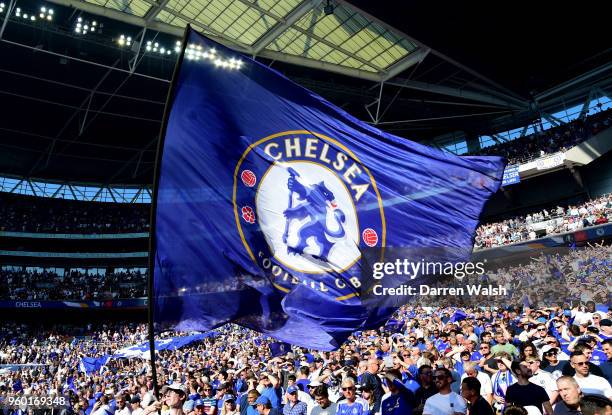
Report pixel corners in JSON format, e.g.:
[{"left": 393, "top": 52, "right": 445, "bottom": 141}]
[
  {"left": 0, "top": 268, "right": 146, "bottom": 301},
  {"left": 475, "top": 194, "right": 612, "bottom": 250},
  {"left": 0, "top": 298, "right": 611, "bottom": 415},
  {"left": 0, "top": 194, "right": 149, "bottom": 234},
  {"left": 470, "top": 107, "right": 612, "bottom": 165}
]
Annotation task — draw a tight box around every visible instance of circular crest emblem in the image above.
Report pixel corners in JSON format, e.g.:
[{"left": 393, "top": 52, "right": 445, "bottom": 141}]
[{"left": 233, "top": 131, "right": 385, "bottom": 298}]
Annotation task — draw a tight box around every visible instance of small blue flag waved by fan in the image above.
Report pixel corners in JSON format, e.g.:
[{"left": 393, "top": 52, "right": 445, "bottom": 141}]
[
  {"left": 152, "top": 27, "right": 505, "bottom": 350},
  {"left": 384, "top": 319, "right": 405, "bottom": 333},
  {"left": 449, "top": 309, "right": 468, "bottom": 323},
  {"left": 269, "top": 341, "right": 292, "bottom": 357}
]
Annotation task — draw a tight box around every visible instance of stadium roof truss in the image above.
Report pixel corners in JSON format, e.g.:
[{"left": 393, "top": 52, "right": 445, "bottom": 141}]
[
  {"left": 0, "top": 175, "right": 153, "bottom": 203},
  {"left": 40, "top": 0, "right": 530, "bottom": 111}
]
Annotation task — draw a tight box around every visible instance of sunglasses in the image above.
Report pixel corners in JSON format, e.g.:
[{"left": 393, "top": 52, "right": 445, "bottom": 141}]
[
  {"left": 341, "top": 387, "right": 355, "bottom": 391},
  {"left": 544, "top": 352, "right": 557, "bottom": 356},
  {"left": 537, "top": 328, "right": 547, "bottom": 332},
  {"left": 573, "top": 361, "right": 589, "bottom": 366}
]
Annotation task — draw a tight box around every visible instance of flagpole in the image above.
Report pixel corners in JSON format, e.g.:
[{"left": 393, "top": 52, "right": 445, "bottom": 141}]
[{"left": 147, "top": 24, "right": 191, "bottom": 400}]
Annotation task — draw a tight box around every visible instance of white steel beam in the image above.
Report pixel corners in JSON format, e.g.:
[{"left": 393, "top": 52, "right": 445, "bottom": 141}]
[
  {"left": 251, "top": 0, "right": 321, "bottom": 55},
  {"left": 382, "top": 48, "right": 430, "bottom": 81}
]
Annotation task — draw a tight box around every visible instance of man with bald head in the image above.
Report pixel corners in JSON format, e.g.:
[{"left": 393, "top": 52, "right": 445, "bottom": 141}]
[
  {"left": 554, "top": 376, "right": 582, "bottom": 415},
  {"left": 360, "top": 358, "right": 383, "bottom": 413}
]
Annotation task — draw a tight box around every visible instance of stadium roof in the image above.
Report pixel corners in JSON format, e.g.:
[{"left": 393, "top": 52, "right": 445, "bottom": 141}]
[
  {"left": 44, "top": 0, "right": 428, "bottom": 81},
  {"left": 0, "top": 0, "right": 610, "bottom": 185}
]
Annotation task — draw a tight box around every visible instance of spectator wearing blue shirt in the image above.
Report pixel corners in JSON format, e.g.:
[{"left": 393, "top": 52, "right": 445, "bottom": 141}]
[
  {"left": 602, "top": 339, "right": 612, "bottom": 384},
  {"left": 254, "top": 396, "right": 280, "bottom": 415},
  {"left": 381, "top": 369, "right": 415, "bottom": 415},
  {"left": 259, "top": 373, "right": 282, "bottom": 409},
  {"left": 336, "top": 378, "right": 369, "bottom": 415},
  {"left": 238, "top": 389, "right": 259, "bottom": 415},
  {"left": 282, "top": 386, "right": 307, "bottom": 415}
]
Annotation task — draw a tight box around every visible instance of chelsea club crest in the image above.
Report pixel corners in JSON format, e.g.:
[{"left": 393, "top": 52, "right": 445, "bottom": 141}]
[{"left": 233, "top": 131, "right": 385, "bottom": 300}]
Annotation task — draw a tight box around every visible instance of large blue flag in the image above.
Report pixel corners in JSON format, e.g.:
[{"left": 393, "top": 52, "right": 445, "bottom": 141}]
[{"left": 152, "top": 27, "right": 505, "bottom": 350}]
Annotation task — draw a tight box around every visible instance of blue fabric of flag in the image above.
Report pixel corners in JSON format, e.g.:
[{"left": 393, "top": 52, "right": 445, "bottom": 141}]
[{"left": 152, "top": 27, "right": 505, "bottom": 350}]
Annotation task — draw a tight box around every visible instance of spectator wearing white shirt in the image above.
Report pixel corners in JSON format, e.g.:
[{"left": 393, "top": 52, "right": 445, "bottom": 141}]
[
  {"left": 423, "top": 368, "right": 467, "bottom": 415},
  {"left": 459, "top": 362, "right": 493, "bottom": 405},
  {"left": 570, "top": 351, "right": 612, "bottom": 398},
  {"left": 310, "top": 385, "right": 337, "bottom": 415},
  {"left": 115, "top": 394, "right": 132, "bottom": 415},
  {"left": 524, "top": 357, "right": 558, "bottom": 404}
]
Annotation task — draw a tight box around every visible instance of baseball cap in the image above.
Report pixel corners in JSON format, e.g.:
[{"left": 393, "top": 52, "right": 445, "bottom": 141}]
[
  {"left": 255, "top": 396, "right": 270, "bottom": 405},
  {"left": 167, "top": 383, "right": 187, "bottom": 395},
  {"left": 601, "top": 319, "right": 612, "bottom": 327},
  {"left": 287, "top": 385, "right": 298, "bottom": 394},
  {"left": 130, "top": 396, "right": 141, "bottom": 404},
  {"left": 194, "top": 399, "right": 206, "bottom": 407},
  {"left": 308, "top": 380, "right": 322, "bottom": 388},
  {"left": 223, "top": 394, "right": 236, "bottom": 402},
  {"left": 540, "top": 345, "right": 559, "bottom": 356}
]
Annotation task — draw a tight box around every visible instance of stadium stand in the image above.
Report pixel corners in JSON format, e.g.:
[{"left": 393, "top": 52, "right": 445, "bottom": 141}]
[
  {"left": 0, "top": 283, "right": 611, "bottom": 415},
  {"left": 0, "top": 193, "right": 150, "bottom": 234},
  {"left": 0, "top": 268, "right": 146, "bottom": 300},
  {"left": 0, "top": 0, "right": 610, "bottom": 413},
  {"left": 471, "top": 108, "right": 612, "bottom": 165},
  {"left": 475, "top": 194, "right": 612, "bottom": 249}
]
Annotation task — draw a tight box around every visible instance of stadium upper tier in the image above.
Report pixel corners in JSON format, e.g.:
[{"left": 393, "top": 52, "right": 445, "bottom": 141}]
[
  {"left": 0, "top": 193, "right": 150, "bottom": 233},
  {"left": 467, "top": 108, "right": 611, "bottom": 165},
  {"left": 0, "top": 268, "right": 146, "bottom": 301},
  {"left": 2, "top": 190, "right": 610, "bottom": 251}
]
